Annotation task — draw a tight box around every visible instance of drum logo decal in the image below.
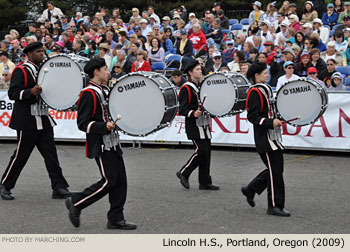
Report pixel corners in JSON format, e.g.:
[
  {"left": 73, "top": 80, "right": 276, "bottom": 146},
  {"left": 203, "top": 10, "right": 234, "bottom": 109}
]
[
  {"left": 118, "top": 80, "right": 146, "bottom": 92},
  {"left": 207, "top": 79, "right": 227, "bottom": 85},
  {"left": 49, "top": 62, "right": 72, "bottom": 67},
  {"left": 284, "top": 85, "right": 311, "bottom": 95}
]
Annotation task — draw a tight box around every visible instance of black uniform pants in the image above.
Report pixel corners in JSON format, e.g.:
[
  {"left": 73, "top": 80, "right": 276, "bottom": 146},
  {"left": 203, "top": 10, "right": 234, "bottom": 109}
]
[
  {"left": 179, "top": 139, "right": 212, "bottom": 185},
  {"left": 247, "top": 149, "right": 285, "bottom": 208},
  {"left": 1, "top": 128, "right": 69, "bottom": 190},
  {"left": 71, "top": 148, "right": 127, "bottom": 222}
]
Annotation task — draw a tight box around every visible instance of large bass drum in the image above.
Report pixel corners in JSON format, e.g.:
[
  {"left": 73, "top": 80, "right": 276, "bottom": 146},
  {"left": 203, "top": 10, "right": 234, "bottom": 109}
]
[
  {"left": 37, "top": 54, "right": 89, "bottom": 111},
  {"left": 200, "top": 72, "right": 251, "bottom": 117},
  {"left": 108, "top": 72, "right": 178, "bottom": 136},
  {"left": 275, "top": 78, "right": 328, "bottom": 126}
]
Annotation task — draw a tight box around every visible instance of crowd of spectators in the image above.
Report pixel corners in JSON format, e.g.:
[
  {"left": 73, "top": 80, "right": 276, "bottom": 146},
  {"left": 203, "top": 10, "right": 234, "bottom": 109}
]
[{"left": 1, "top": 1, "right": 350, "bottom": 92}]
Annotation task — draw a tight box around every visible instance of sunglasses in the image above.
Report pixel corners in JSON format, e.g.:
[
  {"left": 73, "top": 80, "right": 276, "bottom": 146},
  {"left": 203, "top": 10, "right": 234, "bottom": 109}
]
[
  {"left": 286, "top": 66, "right": 294, "bottom": 69},
  {"left": 137, "top": 53, "right": 143, "bottom": 55},
  {"left": 2, "top": 74, "right": 8, "bottom": 76},
  {"left": 308, "top": 72, "right": 317, "bottom": 75},
  {"left": 114, "top": 66, "right": 121, "bottom": 68},
  {"left": 214, "top": 56, "right": 221, "bottom": 60},
  {"left": 327, "top": 64, "right": 334, "bottom": 66}
]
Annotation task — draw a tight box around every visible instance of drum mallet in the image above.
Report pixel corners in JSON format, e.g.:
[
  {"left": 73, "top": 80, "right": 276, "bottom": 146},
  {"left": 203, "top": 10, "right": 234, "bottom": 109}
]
[
  {"left": 39, "top": 68, "right": 49, "bottom": 87},
  {"left": 199, "top": 94, "right": 207, "bottom": 111},
  {"left": 114, "top": 114, "right": 122, "bottom": 124},
  {"left": 282, "top": 116, "right": 301, "bottom": 124}
]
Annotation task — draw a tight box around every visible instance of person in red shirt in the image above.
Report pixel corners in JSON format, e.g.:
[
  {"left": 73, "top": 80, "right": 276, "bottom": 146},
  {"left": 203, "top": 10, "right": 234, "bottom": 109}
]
[
  {"left": 188, "top": 24, "right": 207, "bottom": 57},
  {"left": 263, "top": 41, "right": 277, "bottom": 65},
  {"left": 131, "top": 50, "right": 151, "bottom": 72}
]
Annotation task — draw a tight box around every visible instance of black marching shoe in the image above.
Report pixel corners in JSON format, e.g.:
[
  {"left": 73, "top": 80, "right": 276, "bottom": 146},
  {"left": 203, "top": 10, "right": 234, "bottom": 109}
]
[
  {"left": 107, "top": 220, "right": 137, "bottom": 230},
  {"left": 241, "top": 186, "right": 255, "bottom": 207},
  {"left": 0, "top": 185, "right": 15, "bottom": 200},
  {"left": 199, "top": 184, "right": 220, "bottom": 190},
  {"left": 52, "top": 188, "right": 71, "bottom": 199},
  {"left": 176, "top": 171, "right": 189, "bottom": 189},
  {"left": 65, "top": 197, "right": 81, "bottom": 227},
  {"left": 267, "top": 207, "right": 291, "bottom": 217}
]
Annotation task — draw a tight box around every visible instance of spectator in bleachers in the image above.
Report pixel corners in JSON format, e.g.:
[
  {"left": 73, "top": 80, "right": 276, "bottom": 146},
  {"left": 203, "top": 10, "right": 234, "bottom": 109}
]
[
  {"left": 61, "top": 32, "right": 73, "bottom": 53},
  {"left": 148, "top": 37, "right": 164, "bottom": 63},
  {"left": 319, "top": 58, "right": 337, "bottom": 86},
  {"left": 185, "top": 13, "right": 197, "bottom": 31},
  {"left": 294, "top": 31, "right": 306, "bottom": 50},
  {"left": 84, "top": 40, "right": 99, "bottom": 59},
  {"left": 140, "top": 19, "right": 152, "bottom": 37},
  {"left": 130, "top": 8, "right": 141, "bottom": 23},
  {"left": 170, "top": 70, "right": 186, "bottom": 89},
  {"left": 43, "top": 33, "right": 54, "bottom": 55},
  {"left": 205, "top": 18, "right": 223, "bottom": 50},
  {"left": 262, "top": 40, "right": 277, "bottom": 64},
  {"left": 274, "top": 12, "right": 289, "bottom": 33},
  {"left": 124, "top": 42, "right": 140, "bottom": 73},
  {"left": 296, "top": 52, "right": 312, "bottom": 77},
  {"left": 0, "top": 68, "right": 11, "bottom": 89},
  {"left": 131, "top": 50, "right": 151, "bottom": 72},
  {"left": 234, "top": 33, "right": 246, "bottom": 52},
  {"left": 288, "top": 14, "right": 300, "bottom": 32},
  {"left": 148, "top": 6, "right": 160, "bottom": 24},
  {"left": 312, "top": 18, "right": 330, "bottom": 44},
  {"left": 335, "top": 0, "right": 344, "bottom": 14},
  {"left": 228, "top": 50, "right": 245, "bottom": 71},
  {"left": 263, "top": 2, "right": 278, "bottom": 25},
  {"left": 248, "top": 48, "right": 259, "bottom": 63},
  {"left": 239, "top": 61, "right": 251, "bottom": 76},
  {"left": 188, "top": 24, "right": 207, "bottom": 57},
  {"left": 217, "top": 10, "right": 229, "bottom": 30},
  {"left": 249, "top": 1, "right": 265, "bottom": 29},
  {"left": 275, "top": 20, "right": 289, "bottom": 45},
  {"left": 322, "top": 3, "right": 339, "bottom": 28},
  {"left": 98, "top": 43, "right": 112, "bottom": 70},
  {"left": 307, "top": 67, "right": 326, "bottom": 87},
  {"left": 20, "top": 37, "right": 28, "bottom": 49},
  {"left": 117, "top": 31, "right": 130, "bottom": 52},
  {"left": 202, "top": 14, "right": 215, "bottom": 34},
  {"left": 8, "top": 40, "right": 22, "bottom": 65},
  {"left": 243, "top": 41, "right": 255, "bottom": 60},
  {"left": 221, "top": 40, "right": 236, "bottom": 63},
  {"left": 24, "top": 23, "right": 37, "bottom": 37},
  {"left": 278, "top": 1, "right": 290, "bottom": 16},
  {"left": 302, "top": 23, "right": 313, "bottom": 38},
  {"left": 333, "top": 30, "right": 349, "bottom": 52},
  {"left": 177, "top": 29, "right": 194, "bottom": 67},
  {"left": 257, "top": 52, "right": 268, "bottom": 63},
  {"left": 258, "top": 20, "right": 273, "bottom": 43},
  {"left": 301, "top": 1, "right": 318, "bottom": 24},
  {"left": 161, "top": 16, "right": 174, "bottom": 32},
  {"left": 276, "top": 61, "right": 299, "bottom": 91},
  {"left": 320, "top": 40, "right": 343, "bottom": 66},
  {"left": 134, "top": 27, "right": 146, "bottom": 43},
  {"left": 0, "top": 51, "right": 15, "bottom": 74},
  {"left": 38, "top": 1, "right": 64, "bottom": 24},
  {"left": 290, "top": 44, "right": 301, "bottom": 61},
  {"left": 338, "top": 1, "right": 350, "bottom": 23},
  {"left": 328, "top": 71, "right": 347, "bottom": 91},
  {"left": 204, "top": 45, "right": 215, "bottom": 69},
  {"left": 253, "top": 36, "right": 265, "bottom": 53},
  {"left": 310, "top": 32, "right": 327, "bottom": 52},
  {"left": 160, "top": 30, "right": 176, "bottom": 55},
  {"left": 288, "top": 3, "right": 298, "bottom": 16},
  {"left": 270, "top": 48, "right": 295, "bottom": 86},
  {"left": 112, "top": 8, "right": 121, "bottom": 21},
  {"left": 72, "top": 39, "right": 86, "bottom": 56},
  {"left": 111, "top": 61, "right": 126, "bottom": 79},
  {"left": 60, "top": 15, "right": 69, "bottom": 31},
  {"left": 207, "top": 50, "right": 227, "bottom": 72}
]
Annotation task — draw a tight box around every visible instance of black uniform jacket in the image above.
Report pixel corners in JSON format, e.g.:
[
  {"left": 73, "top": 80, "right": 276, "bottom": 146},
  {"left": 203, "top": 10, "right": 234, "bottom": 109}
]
[
  {"left": 8, "top": 61, "right": 56, "bottom": 130},
  {"left": 77, "top": 81, "right": 122, "bottom": 159},
  {"left": 178, "top": 81, "right": 210, "bottom": 140},
  {"left": 246, "top": 84, "right": 282, "bottom": 153}
]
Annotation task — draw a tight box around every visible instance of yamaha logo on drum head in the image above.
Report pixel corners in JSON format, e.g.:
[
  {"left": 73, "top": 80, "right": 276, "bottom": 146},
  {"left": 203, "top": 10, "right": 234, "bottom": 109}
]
[
  {"left": 283, "top": 89, "right": 289, "bottom": 95},
  {"left": 49, "top": 62, "right": 72, "bottom": 67},
  {"left": 118, "top": 86, "right": 124, "bottom": 93},
  {"left": 206, "top": 79, "right": 228, "bottom": 85}
]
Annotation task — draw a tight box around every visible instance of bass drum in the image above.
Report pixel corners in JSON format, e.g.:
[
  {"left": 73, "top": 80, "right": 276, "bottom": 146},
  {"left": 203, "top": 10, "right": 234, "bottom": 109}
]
[
  {"left": 108, "top": 72, "right": 178, "bottom": 136},
  {"left": 200, "top": 72, "right": 251, "bottom": 117},
  {"left": 275, "top": 78, "right": 328, "bottom": 126},
  {"left": 37, "top": 54, "right": 89, "bottom": 111}
]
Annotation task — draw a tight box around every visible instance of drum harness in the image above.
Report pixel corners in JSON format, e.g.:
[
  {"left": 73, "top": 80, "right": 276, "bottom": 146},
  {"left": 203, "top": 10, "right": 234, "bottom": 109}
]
[
  {"left": 246, "top": 83, "right": 282, "bottom": 143},
  {"left": 182, "top": 82, "right": 211, "bottom": 128},
  {"left": 82, "top": 85, "right": 120, "bottom": 151}
]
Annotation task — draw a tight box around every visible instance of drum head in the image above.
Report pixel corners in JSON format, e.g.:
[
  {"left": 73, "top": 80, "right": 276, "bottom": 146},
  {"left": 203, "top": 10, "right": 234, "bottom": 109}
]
[
  {"left": 108, "top": 73, "right": 165, "bottom": 136},
  {"left": 276, "top": 79, "right": 324, "bottom": 126},
  {"left": 38, "top": 55, "right": 85, "bottom": 110},
  {"left": 200, "top": 73, "right": 237, "bottom": 116}
]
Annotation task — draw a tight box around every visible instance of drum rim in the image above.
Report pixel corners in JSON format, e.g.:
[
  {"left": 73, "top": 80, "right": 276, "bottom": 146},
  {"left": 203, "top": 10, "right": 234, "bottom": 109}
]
[
  {"left": 107, "top": 71, "right": 178, "bottom": 136},
  {"left": 275, "top": 77, "right": 329, "bottom": 126},
  {"left": 37, "top": 53, "right": 87, "bottom": 111}
]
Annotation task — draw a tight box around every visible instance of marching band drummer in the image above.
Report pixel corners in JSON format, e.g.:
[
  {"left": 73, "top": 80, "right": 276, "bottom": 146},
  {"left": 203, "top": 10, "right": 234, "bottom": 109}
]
[
  {"left": 65, "top": 58, "right": 137, "bottom": 230},
  {"left": 176, "top": 60, "right": 219, "bottom": 190},
  {"left": 241, "top": 62, "right": 291, "bottom": 217},
  {"left": 0, "top": 42, "right": 70, "bottom": 200}
]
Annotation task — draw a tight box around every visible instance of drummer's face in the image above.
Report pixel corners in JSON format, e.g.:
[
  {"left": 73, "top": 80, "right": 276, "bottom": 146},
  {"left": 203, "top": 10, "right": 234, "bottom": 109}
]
[
  {"left": 97, "top": 66, "right": 110, "bottom": 84},
  {"left": 29, "top": 48, "right": 45, "bottom": 64},
  {"left": 255, "top": 69, "right": 269, "bottom": 84},
  {"left": 190, "top": 65, "right": 202, "bottom": 79}
]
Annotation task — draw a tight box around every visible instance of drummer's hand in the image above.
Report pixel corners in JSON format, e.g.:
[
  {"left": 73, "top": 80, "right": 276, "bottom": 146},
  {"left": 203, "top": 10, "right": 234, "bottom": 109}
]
[
  {"left": 273, "top": 119, "right": 283, "bottom": 128},
  {"left": 194, "top": 109, "right": 202, "bottom": 118},
  {"left": 106, "top": 122, "right": 116, "bottom": 131},
  {"left": 31, "top": 85, "right": 42, "bottom": 96}
]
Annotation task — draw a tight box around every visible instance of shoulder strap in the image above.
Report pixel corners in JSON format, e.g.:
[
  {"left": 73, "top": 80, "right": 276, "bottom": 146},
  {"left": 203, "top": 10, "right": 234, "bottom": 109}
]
[
  {"left": 246, "top": 87, "right": 264, "bottom": 112},
  {"left": 12, "top": 63, "right": 28, "bottom": 88},
  {"left": 179, "top": 85, "right": 191, "bottom": 105}
]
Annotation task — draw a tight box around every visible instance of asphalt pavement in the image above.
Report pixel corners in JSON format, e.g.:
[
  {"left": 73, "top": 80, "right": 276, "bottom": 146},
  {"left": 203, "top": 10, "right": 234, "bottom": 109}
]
[{"left": 0, "top": 142, "right": 349, "bottom": 234}]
